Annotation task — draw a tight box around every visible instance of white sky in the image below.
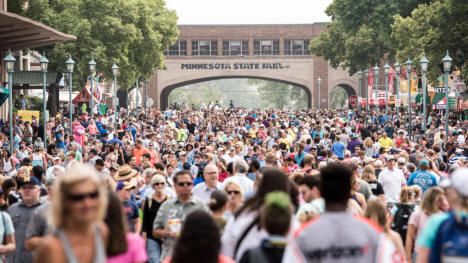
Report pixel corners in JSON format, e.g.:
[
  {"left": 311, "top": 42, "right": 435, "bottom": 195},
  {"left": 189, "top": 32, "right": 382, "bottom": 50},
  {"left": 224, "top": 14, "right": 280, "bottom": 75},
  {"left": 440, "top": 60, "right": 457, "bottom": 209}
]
[{"left": 165, "top": 0, "right": 333, "bottom": 25}]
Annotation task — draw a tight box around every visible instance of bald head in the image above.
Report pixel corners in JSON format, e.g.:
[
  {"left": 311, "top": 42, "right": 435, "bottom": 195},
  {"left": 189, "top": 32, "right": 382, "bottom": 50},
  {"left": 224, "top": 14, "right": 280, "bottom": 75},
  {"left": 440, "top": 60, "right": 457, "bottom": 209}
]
[{"left": 203, "top": 164, "right": 219, "bottom": 188}]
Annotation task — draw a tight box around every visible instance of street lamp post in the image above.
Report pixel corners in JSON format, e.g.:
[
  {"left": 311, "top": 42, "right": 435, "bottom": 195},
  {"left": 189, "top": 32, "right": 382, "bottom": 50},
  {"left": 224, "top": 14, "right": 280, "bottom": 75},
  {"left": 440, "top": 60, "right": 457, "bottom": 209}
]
[
  {"left": 405, "top": 57, "right": 413, "bottom": 141},
  {"left": 384, "top": 62, "right": 390, "bottom": 117},
  {"left": 395, "top": 60, "right": 401, "bottom": 115},
  {"left": 373, "top": 64, "right": 380, "bottom": 110},
  {"left": 357, "top": 70, "right": 363, "bottom": 109},
  {"left": 317, "top": 76, "right": 321, "bottom": 110},
  {"left": 135, "top": 78, "right": 139, "bottom": 112},
  {"left": 144, "top": 80, "right": 148, "bottom": 115},
  {"left": 88, "top": 57, "right": 96, "bottom": 119},
  {"left": 3, "top": 49, "right": 15, "bottom": 152},
  {"left": 365, "top": 69, "right": 369, "bottom": 111},
  {"left": 65, "top": 55, "right": 75, "bottom": 134},
  {"left": 112, "top": 63, "right": 119, "bottom": 129},
  {"left": 442, "top": 50, "right": 452, "bottom": 138},
  {"left": 420, "top": 53, "right": 429, "bottom": 130},
  {"left": 40, "top": 52, "right": 49, "bottom": 148}
]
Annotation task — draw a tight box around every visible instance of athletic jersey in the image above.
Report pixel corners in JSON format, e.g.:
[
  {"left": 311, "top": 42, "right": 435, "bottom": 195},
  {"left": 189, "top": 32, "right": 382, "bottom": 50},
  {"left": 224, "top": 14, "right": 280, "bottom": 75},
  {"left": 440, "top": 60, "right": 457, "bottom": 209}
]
[{"left": 282, "top": 212, "right": 403, "bottom": 263}]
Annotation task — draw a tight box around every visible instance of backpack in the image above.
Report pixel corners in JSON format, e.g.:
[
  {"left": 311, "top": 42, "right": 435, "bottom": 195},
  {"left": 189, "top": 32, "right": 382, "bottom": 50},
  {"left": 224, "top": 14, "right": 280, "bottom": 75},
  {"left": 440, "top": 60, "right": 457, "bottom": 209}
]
[
  {"left": 430, "top": 212, "right": 468, "bottom": 263},
  {"left": 391, "top": 203, "right": 415, "bottom": 245}
]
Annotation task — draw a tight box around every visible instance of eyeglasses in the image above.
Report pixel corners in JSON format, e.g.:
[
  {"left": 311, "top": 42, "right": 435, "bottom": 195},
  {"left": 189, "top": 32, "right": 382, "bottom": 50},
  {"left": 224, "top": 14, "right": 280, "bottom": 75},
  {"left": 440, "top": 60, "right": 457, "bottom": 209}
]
[
  {"left": 153, "top": 182, "right": 165, "bottom": 186},
  {"left": 177, "top": 182, "right": 193, "bottom": 187},
  {"left": 68, "top": 191, "right": 99, "bottom": 202},
  {"left": 227, "top": 190, "right": 240, "bottom": 195}
]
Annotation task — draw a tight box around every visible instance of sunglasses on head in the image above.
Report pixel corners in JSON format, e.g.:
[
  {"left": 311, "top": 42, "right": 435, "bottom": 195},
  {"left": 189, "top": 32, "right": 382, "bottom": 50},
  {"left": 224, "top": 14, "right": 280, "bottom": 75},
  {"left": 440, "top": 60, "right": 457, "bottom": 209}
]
[
  {"left": 68, "top": 191, "right": 99, "bottom": 202},
  {"left": 177, "top": 182, "right": 193, "bottom": 187},
  {"left": 227, "top": 190, "right": 240, "bottom": 195}
]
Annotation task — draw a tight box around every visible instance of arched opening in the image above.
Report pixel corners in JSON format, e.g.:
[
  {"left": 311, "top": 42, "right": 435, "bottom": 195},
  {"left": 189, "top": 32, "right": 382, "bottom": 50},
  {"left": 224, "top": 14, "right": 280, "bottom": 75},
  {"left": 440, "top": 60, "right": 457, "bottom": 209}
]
[
  {"left": 160, "top": 76, "right": 312, "bottom": 109},
  {"left": 329, "top": 84, "right": 356, "bottom": 109}
]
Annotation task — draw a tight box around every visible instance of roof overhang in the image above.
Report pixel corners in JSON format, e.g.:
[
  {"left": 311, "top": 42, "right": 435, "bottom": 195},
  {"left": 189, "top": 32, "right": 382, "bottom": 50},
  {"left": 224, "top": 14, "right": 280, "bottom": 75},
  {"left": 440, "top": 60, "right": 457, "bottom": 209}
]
[{"left": 0, "top": 10, "right": 76, "bottom": 51}]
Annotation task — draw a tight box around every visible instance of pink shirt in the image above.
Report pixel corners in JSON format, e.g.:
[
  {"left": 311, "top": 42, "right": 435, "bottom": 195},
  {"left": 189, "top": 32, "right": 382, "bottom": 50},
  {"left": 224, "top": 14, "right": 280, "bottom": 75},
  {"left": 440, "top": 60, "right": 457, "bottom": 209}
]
[
  {"left": 107, "top": 233, "right": 147, "bottom": 263},
  {"left": 408, "top": 210, "right": 429, "bottom": 251}
]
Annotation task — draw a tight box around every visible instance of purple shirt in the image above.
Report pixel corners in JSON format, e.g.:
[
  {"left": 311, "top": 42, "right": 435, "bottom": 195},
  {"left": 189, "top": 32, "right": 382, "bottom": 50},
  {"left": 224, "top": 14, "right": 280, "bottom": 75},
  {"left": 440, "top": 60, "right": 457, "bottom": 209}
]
[{"left": 347, "top": 139, "right": 362, "bottom": 154}]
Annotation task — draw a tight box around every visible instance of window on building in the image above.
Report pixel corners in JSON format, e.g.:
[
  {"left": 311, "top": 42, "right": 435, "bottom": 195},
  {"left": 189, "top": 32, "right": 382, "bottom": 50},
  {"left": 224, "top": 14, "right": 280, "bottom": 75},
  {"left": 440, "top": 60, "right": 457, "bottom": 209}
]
[
  {"left": 284, "top": 40, "right": 311, "bottom": 55},
  {"left": 191, "top": 40, "right": 218, "bottom": 56},
  {"left": 242, "top": 40, "right": 249, "bottom": 56},
  {"left": 192, "top": 41, "right": 199, "bottom": 56},
  {"left": 222, "top": 40, "right": 249, "bottom": 56},
  {"left": 254, "top": 40, "right": 279, "bottom": 55},
  {"left": 164, "top": 40, "right": 187, "bottom": 56}
]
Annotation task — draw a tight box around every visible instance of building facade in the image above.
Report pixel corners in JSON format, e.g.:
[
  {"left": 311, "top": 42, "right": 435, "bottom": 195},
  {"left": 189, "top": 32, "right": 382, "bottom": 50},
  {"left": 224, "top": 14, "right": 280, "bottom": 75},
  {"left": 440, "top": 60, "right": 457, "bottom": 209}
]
[{"left": 147, "top": 24, "right": 360, "bottom": 109}]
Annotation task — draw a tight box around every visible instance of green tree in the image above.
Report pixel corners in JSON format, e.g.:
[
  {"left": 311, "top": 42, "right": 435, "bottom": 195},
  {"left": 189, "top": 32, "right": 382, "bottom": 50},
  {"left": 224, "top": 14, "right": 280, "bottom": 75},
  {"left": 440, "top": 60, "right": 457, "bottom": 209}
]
[
  {"left": 248, "top": 79, "right": 307, "bottom": 109},
  {"left": 8, "top": 0, "right": 178, "bottom": 90},
  {"left": 329, "top": 86, "right": 348, "bottom": 109},
  {"left": 392, "top": 0, "right": 468, "bottom": 85},
  {"left": 310, "top": 0, "right": 432, "bottom": 74}
]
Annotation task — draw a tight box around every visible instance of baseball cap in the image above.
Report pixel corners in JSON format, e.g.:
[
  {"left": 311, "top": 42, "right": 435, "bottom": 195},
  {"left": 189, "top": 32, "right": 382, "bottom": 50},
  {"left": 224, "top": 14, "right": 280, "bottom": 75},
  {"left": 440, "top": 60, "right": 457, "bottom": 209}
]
[
  {"left": 374, "top": 160, "right": 383, "bottom": 167},
  {"left": 397, "top": 157, "right": 406, "bottom": 164},
  {"left": 18, "top": 176, "right": 41, "bottom": 188},
  {"left": 455, "top": 148, "right": 464, "bottom": 154},
  {"left": 419, "top": 159, "right": 430, "bottom": 166},
  {"left": 446, "top": 168, "right": 468, "bottom": 197},
  {"left": 386, "top": 155, "right": 395, "bottom": 162},
  {"left": 116, "top": 180, "right": 136, "bottom": 191}
]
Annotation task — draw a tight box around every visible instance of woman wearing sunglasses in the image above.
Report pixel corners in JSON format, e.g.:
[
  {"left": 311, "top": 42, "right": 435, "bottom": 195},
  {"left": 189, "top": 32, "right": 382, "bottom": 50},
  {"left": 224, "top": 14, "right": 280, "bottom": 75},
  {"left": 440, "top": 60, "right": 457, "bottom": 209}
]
[
  {"left": 35, "top": 164, "right": 109, "bottom": 263},
  {"left": 223, "top": 181, "right": 244, "bottom": 220},
  {"left": 142, "top": 174, "right": 169, "bottom": 263}
]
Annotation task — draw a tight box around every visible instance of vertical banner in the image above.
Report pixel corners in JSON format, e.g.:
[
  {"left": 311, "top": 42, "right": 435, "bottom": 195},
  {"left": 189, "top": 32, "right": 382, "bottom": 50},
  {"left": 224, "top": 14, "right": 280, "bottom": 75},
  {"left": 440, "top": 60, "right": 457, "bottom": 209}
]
[{"left": 410, "top": 71, "right": 418, "bottom": 93}]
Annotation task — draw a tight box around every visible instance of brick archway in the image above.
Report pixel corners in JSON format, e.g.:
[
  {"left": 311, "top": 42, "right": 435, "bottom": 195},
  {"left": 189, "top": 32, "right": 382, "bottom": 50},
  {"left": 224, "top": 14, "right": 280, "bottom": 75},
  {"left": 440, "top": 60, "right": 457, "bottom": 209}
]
[{"left": 160, "top": 75, "right": 312, "bottom": 110}]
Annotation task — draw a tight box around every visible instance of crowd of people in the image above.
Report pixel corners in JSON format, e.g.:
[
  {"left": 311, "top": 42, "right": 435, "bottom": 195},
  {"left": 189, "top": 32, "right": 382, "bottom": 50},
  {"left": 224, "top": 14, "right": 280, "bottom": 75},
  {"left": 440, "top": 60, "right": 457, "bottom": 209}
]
[{"left": 0, "top": 104, "right": 466, "bottom": 263}]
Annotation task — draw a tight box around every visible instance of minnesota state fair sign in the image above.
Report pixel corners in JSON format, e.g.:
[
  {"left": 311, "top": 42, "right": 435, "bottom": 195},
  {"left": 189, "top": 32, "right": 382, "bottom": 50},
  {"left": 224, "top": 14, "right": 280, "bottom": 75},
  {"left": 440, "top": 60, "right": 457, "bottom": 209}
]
[{"left": 181, "top": 62, "right": 290, "bottom": 70}]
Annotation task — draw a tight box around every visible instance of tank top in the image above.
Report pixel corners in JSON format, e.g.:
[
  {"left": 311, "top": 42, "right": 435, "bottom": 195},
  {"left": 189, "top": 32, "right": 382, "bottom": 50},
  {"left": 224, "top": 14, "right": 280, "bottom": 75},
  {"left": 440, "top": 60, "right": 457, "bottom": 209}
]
[
  {"left": 56, "top": 226, "right": 106, "bottom": 263},
  {"left": 31, "top": 153, "right": 44, "bottom": 167},
  {"left": 3, "top": 158, "right": 16, "bottom": 177},
  {"left": 351, "top": 193, "right": 362, "bottom": 207}
]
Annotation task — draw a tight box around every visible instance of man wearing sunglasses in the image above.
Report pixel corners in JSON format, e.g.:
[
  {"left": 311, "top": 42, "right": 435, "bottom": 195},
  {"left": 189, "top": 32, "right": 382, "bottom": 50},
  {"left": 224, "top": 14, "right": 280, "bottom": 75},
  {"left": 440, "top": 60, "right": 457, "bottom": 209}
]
[
  {"left": 153, "top": 170, "right": 208, "bottom": 261},
  {"left": 7, "top": 176, "right": 44, "bottom": 263}
]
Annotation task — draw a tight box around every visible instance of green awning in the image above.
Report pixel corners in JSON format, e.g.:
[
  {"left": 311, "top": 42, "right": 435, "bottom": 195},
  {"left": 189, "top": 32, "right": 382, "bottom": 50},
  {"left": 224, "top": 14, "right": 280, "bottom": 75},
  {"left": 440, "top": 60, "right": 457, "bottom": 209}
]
[
  {"left": 432, "top": 93, "right": 445, "bottom": 104},
  {"left": 415, "top": 94, "right": 431, "bottom": 104},
  {"left": 0, "top": 87, "right": 10, "bottom": 107},
  {"left": 12, "top": 71, "right": 57, "bottom": 85}
]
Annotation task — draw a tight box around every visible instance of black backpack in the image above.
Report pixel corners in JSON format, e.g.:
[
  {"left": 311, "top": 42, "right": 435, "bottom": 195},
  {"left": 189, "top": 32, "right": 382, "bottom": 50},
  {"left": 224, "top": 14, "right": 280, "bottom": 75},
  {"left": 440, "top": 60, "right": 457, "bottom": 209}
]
[{"left": 391, "top": 203, "right": 415, "bottom": 245}]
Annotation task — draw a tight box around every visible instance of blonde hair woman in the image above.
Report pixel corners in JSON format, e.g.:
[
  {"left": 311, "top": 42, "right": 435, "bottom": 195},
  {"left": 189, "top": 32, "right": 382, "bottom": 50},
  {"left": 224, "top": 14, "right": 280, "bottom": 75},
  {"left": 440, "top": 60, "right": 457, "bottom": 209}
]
[
  {"left": 365, "top": 201, "right": 406, "bottom": 260},
  {"left": 36, "top": 164, "right": 109, "bottom": 263},
  {"left": 363, "top": 137, "right": 376, "bottom": 157},
  {"left": 224, "top": 181, "right": 243, "bottom": 219},
  {"left": 405, "top": 187, "right": 448, "bottom": 262},
  {"left": 361, "top": 165, "right": 385, "bottom": 203}
]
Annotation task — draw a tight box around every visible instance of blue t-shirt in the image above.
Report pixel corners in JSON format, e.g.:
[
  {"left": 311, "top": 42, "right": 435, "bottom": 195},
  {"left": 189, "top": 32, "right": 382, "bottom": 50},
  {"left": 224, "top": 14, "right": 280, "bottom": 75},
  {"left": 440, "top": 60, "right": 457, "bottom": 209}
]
[
  {"left": 331, "top": 142, "right": 346, "bottom": 159},
  {"left": 56, "top": 133, "right": 65, "bottom": 149},
  {"left": 126, "top": 126, "right": 137, "bottom": 141},
  {"left": 407, "top": 170, "right": 438, "bottom": 193},
  {"left": 123, "top": 200, "right": 139, "bottom": 232}
]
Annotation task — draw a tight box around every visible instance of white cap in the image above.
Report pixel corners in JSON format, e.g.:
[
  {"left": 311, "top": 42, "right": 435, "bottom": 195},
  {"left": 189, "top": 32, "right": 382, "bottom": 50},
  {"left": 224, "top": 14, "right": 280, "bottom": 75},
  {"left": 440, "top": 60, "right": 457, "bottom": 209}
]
[
  {"left": 374, "top": 160, "right": 383, "bottom": 167},
  {"left": 450, "top": 168, "right": 468, "bottom": 197}
]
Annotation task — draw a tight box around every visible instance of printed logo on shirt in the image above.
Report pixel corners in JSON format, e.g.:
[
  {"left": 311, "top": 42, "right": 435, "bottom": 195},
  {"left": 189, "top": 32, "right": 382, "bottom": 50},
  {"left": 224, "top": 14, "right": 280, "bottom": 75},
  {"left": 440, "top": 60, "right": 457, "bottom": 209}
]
[{"left": 303, "top": 244, "right": 372, "bottom": 260}]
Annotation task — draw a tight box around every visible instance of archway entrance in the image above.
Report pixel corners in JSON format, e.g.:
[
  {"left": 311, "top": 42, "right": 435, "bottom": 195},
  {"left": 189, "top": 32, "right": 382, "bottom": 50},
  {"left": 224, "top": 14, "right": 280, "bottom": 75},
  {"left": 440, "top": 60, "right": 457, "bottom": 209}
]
[
  {"left": 160, "top": 76, "right": 312, "bottom": 110},
  {"left": 329, "top": 84, "right": 356, "bottom": 109}
]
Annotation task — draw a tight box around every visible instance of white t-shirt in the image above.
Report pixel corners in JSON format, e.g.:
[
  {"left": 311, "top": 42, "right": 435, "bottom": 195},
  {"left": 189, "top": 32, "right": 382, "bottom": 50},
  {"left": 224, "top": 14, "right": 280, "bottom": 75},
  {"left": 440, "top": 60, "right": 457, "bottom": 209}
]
[{"left": 378, "top": 167, "right": 406, "bottom": 203}]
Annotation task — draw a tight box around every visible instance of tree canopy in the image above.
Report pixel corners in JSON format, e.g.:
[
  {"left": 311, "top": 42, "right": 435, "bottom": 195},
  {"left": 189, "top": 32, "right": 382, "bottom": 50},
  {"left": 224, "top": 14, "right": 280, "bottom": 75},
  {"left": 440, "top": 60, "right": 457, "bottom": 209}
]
[
  {"left": 8, "top": 0, "right": 178, "bottom": 90},
  {"left": 392, "top": 0, "right": 468, "bottom": 85},
  {"left": 310, "top": 0, "right": 432, "bottom": 75}
]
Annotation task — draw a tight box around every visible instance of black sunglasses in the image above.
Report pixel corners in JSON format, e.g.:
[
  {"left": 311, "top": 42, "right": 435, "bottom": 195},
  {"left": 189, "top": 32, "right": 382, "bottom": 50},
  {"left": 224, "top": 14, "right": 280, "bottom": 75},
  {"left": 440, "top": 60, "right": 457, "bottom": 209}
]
[
  {"left": 177, "top": 182, "right": 193, "bottom": 187},
  {"left": 227, "top": 190, "right": 240, "bottom": 195},
  {"left": 68, "top": 191, "right": 99, "bottom": 202},
  {"left": 153, "top": 182, "right": 165, "bottom": 186}
]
